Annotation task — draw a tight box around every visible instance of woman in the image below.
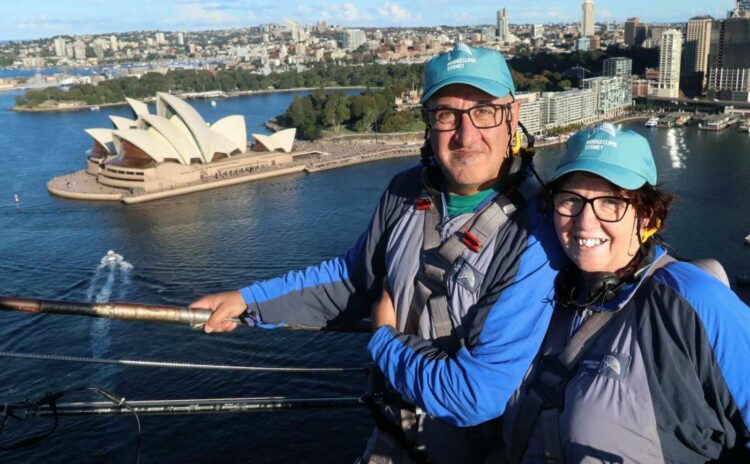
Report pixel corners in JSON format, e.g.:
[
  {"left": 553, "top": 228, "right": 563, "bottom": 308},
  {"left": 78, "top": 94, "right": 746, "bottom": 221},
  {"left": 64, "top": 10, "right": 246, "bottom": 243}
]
[{"left": 500, "top": 123, "right": 750, "bottom": 463}]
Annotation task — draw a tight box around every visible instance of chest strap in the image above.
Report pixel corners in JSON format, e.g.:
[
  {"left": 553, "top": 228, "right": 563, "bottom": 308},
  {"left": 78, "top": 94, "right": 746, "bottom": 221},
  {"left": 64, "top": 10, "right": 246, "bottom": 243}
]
[
  {"left": 404, "top": 194, "right": 518, "bottom": 348},
  {"left": 507, "top": 253, "right": 676, "bottom": 464}
]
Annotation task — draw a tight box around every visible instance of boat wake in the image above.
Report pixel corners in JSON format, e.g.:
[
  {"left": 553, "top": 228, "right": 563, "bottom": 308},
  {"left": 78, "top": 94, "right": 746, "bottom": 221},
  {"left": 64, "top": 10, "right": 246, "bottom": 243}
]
[{"left": 85, "top": 250, "right": 134, "bottom": 385}]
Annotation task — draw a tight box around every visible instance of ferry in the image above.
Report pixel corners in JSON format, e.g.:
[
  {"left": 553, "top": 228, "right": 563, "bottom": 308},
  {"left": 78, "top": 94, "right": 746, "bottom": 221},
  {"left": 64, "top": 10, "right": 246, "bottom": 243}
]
[
  {"left": 644, "top": 117, "right": 658, "bottom": 127},
  {"left": 739, "top": 120, "right": 749, "bottom": 133}
]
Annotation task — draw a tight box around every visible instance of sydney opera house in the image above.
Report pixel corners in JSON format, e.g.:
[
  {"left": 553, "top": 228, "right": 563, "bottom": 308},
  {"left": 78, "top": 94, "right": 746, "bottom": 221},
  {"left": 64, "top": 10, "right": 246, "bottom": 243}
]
[{"left": 48, "top": 92, "right": 308, "bottom": 203}]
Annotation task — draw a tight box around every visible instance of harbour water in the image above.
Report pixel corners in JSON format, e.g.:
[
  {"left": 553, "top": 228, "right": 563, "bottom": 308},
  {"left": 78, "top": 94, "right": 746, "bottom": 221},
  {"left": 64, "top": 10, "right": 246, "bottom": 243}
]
[{"left": 0, "top": 90, "right": 748, "bottom": 462}]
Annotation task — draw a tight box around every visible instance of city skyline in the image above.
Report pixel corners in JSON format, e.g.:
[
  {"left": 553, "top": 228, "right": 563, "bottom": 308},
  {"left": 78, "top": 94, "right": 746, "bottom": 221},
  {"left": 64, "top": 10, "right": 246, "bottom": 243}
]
[{"left": 0, "top": 0, "right": 735, "bottom": 41}]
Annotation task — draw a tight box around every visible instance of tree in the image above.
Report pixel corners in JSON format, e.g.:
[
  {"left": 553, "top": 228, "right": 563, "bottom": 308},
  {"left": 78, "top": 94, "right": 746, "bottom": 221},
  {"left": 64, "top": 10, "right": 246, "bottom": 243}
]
[{"left": 323, "top": 93, "right": 350, "bottom": 133}]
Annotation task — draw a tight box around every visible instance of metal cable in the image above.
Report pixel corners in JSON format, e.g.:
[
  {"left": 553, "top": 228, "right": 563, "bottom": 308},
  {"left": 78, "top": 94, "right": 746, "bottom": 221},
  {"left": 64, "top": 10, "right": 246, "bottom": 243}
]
[{"left": 0, "top": 351, "right": 367, "bottom": 374}]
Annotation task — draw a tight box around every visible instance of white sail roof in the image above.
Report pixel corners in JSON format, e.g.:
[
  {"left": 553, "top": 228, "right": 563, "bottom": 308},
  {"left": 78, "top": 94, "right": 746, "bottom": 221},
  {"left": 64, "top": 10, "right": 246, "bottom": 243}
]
[
  {"left": 211, "top": 115, "right": 247, "bottom": 153},
  {"left": 156, "top": 92, "right": 212, "bottom": 162},
  {"left": 252, "top": 128, "right": 296, "bottom": 153},
  {"left": 141, "top": 114, "right": 203, "bottom": 164},
  {"left": 109, "top": 115, "right": 137, "bottom": 130},
  {"left": 84, "top": 128, "right": 115, "bottom": 154},
  {"left": 125, "top": 97, "right": 150, "bottom": 118},
  {"left": 113, "top": 129, "right": 182, "bottom": 164}
]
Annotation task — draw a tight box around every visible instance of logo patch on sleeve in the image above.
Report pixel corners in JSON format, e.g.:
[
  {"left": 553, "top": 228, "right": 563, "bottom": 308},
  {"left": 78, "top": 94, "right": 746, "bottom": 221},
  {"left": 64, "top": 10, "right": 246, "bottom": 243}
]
[
  {"left": 581, "top": 352, "right": 631, "bottom": 381},
  {"left": 452, "top": 258, "right": 483, "bottom": 293}
]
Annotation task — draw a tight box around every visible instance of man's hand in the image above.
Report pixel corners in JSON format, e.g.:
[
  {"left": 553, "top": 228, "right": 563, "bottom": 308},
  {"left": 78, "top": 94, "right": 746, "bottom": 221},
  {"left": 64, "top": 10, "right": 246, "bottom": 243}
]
[
  {"left": 190, "top": 291, "right": 247, "bottom": 334},
  {"left": 372, "top": 285, "right": 397, "bottom": 331}
]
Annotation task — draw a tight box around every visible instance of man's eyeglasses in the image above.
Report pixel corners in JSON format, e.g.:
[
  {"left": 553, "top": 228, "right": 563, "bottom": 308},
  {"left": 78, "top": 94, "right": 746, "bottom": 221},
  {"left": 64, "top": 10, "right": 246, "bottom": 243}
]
[
  {"left": 422, "top": 103, "right": 513, "bottom": 131},
  {"left": 552, "top": 190, "right": 631, "bottom": 222}
]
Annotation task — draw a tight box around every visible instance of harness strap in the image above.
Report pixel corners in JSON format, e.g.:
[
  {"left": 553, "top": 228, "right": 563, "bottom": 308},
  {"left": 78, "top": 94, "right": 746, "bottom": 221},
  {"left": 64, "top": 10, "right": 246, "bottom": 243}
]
[{"left": 507, "top": 253, "right": 676, "bottom": 464}]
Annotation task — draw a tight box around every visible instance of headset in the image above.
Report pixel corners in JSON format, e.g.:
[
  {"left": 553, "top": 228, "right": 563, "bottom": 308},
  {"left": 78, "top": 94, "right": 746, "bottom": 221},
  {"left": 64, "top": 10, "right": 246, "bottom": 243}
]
[{"left": 555, "top": 241, "right": 656, "bottom": 309}]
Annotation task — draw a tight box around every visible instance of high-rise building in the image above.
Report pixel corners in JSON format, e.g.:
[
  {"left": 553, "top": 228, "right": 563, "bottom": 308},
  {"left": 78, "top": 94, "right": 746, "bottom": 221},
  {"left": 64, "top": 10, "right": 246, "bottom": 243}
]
[
  {"left": 177, "top": 32, "right": 184, "bottom": 46},
  {"left": 54, "top": 38, "right": 67, "bottom": 57},
  {"left": 73, "top": 41, "right": 87, "bottom": 61},
  {"left": 656, "top": 29, "right": 683, "bottom": 98},
  {"left": 737, "top": 0, "right": 750, "bottom": 12},
  {"left": 707, "top": 16, "right": 750, "bottom": 100},
  {"left": 624, "top": 17, "right": 640, "bottom": 46},
  {"left": 92, "top": 39, "right": 105, "bottom": 60},
  {"left": 341, "top": 29, "right": 366, "bottom": 51},
  {"left": 155, "top": 32, "right": 166, "bottom": 45},
  {"left": 603, "top": 57, "right": 633, "bottom": 78},
  {"left": 582, "top": 0, "right": 595, "bottom": 37},
  {"left": 533, "top": 24, "right": 544, "bottom": 38},
  {"left": 683, "top": 16, "right": 713, "bottom": 93},
  {"left": 110, "top": 35, "right": 118, "bottom": 52},
  {"left": 496, "top": 8, "right": 510, "bottom": 41}
]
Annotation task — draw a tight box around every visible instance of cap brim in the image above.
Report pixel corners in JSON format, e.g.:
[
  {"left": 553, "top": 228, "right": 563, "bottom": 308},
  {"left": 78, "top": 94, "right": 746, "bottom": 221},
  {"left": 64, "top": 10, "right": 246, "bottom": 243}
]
[
  {"left": 551, "top": 159, "right": 648, "bottom": 190},
  {"left": 421, "top": 75, "right": 514, "bottom": 103}
]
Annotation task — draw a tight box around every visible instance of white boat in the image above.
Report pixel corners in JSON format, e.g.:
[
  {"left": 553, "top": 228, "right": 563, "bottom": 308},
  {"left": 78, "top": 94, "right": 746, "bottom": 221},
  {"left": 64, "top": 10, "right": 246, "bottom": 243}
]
[
  {"left": 644, "top": 117, "right": 658, "bottom": 127},
  {"left": 90, "top": 106, "right": 101, "bottom": 111},
  {"left": 210, "top": 100, "right": 217, "bottom": 107}
]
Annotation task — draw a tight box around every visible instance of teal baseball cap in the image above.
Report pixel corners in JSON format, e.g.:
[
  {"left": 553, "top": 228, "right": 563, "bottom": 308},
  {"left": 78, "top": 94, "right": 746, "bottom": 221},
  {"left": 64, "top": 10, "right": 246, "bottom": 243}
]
[
  {"left": 421, "top": 43, "right": 516, "bottom": 104},
  {"left": 551, "top": 123, "right": 657, "bottom": 190}
]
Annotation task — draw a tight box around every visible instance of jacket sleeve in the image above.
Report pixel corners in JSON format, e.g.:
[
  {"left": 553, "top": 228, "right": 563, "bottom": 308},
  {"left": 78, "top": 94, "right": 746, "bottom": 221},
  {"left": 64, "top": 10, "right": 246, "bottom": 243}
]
[
  {"left": 368, "top": 205, "right": 566, "bottom": 427},
  {"left": 238, "top": 171, "right": 408, "bottom": 329},
  {"left": 655, "top": 263, "right": 750, "bottom": 453}
]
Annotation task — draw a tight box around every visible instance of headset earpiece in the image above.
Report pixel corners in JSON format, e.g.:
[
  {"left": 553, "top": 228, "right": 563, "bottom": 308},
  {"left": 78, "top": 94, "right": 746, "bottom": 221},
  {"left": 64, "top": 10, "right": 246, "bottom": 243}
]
[{"left": 555, "top": 242, "right": 657, "bottom": 308}]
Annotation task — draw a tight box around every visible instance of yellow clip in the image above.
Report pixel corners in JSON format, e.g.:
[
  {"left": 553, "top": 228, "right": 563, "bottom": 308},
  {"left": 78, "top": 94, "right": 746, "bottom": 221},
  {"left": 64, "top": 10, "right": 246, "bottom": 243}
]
[
  {"left": 511, "top": 130, "right": 522, "bottom": 155},
  {"left": 641, "top": 219, "right": 662, "bottom": 243}
]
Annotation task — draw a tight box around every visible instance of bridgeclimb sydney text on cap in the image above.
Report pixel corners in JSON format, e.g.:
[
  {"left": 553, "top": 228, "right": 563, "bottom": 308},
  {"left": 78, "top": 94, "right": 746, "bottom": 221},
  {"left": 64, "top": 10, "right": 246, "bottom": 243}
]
[
  {"left": 551, "top": 123, "right": 657, "bottom": 190},
  {"left": 421, "top": 43, "right": 516, "bottom": 104}
]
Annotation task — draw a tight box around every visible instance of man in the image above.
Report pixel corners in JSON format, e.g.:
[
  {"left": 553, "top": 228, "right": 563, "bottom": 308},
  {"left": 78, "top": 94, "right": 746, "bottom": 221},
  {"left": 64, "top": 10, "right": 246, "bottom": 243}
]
[{"left": 194, "top": 43, "right": 565, "bottom": 463}]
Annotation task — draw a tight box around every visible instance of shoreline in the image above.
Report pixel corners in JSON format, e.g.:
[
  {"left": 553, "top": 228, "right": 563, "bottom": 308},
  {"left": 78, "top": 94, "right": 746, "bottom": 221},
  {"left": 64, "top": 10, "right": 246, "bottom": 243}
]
[{"left": 12, "top": 86, "right": 371, "bottom": 113}]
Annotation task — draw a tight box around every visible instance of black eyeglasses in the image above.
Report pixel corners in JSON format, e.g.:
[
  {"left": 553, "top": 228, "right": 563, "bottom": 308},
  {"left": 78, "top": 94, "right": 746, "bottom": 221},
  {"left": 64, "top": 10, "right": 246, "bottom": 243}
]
[
  {"left": 552, "top": 190, "right": 631, "bottom": 222},
  {"left": 422, "top": 103, "right": 513, "bottom": 131}
]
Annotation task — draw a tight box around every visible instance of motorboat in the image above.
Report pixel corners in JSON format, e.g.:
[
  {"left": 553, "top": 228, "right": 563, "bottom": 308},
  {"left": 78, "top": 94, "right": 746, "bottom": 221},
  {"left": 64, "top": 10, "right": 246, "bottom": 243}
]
[{"left": 644, "top": 117, "right": 658, "bottom": 128}]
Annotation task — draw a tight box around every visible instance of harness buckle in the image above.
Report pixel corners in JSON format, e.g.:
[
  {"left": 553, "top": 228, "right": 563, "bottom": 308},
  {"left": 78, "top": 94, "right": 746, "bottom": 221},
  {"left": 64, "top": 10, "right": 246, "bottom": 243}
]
[
  {"left": 461, "top": 231, "right": 481, "bottom": 252},
  {"left": 414, "top": 197, "right": 433, "bottom": 211}
]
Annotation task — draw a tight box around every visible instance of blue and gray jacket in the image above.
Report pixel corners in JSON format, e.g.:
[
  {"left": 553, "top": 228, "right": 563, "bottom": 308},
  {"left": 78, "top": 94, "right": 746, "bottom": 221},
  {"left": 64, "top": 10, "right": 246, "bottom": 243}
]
[
  {"left": 239, "top": 164, "right": 566, "bottom": 461},
  {"left": 502, "top": 246, "right": 750, "bottom": 463}
]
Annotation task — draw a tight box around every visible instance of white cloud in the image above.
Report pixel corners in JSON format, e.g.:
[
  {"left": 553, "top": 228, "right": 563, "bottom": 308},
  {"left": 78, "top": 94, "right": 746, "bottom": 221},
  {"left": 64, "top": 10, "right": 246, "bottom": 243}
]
[
  {"left": 163, "top": 2, "right": 244, "bottom": 26},
  {"left": 318, "top": 2, "right": 374, "bottom": 23},
  {"left": 376, "top": 1, "right": 417, "bottom": 22}
]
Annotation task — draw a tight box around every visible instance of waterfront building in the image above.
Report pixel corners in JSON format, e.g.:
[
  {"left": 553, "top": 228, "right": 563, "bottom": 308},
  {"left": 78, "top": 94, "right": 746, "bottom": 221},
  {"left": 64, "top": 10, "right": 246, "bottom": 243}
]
[
  {"left": 516, "top": 92, "right": 544, "bottom": 134},
  {"left": 54, "top": 38, "right": 67, "bottom": 57},
  {"left": 543, "top": 88, "right": 598, "bottom": 129},
  {"left": 656, "top": 30, "right": 682, "bottom": 99},
  {"left": 582, "top": 76, "right": 630, "bottom": 118},
  {"left": 581, "top": 0, "right": 595, "bottom": 37},
  {"left": 497, "top": 8, "right": 510, "bottom": 41},
  {"left": 684, "top": 16, "right": 713, "bottom": 94},
  {"left": 707, "top": 16, "right": 750, "bottom": 101},
  {"left": 342, "top": 29, "right": 366, "bottom": 51},
  {"left": 54, "top": 93, "right": 308, "bottom": 203},
  {"left": 603, "top": 57, "right": 633, "bottom": 103}
]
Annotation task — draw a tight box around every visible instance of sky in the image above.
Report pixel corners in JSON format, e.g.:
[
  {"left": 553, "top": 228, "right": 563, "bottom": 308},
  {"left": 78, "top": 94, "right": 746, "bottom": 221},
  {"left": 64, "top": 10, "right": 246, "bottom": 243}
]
[{"left": 0, "top": 0, "right": 735, "bottom": 41}]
